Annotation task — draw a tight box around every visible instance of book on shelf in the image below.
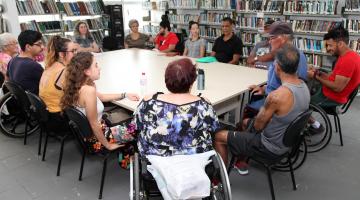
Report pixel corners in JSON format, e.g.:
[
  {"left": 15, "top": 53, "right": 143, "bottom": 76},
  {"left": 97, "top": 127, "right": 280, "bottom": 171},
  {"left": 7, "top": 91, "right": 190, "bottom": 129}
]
[
  {"left": 284, "top": 0, "right": 339, "bottom": 15},
  {"left": 306, "top": 54, "right": 322, "bottom": 67},
  {"left": 236, "top": 0, "right": 263, "bottom": 12},
  {"left": 61, "top": 1, "right": 104, "bottom": 16},
  {"left": 242, "top": 46, "right": 253, "bottom": 57},
  {"left": 263, "top": 0, "right": 284, "bottom": 13},
  {"left": 293, "top": 37, "right": 326, "bottom": 53},
  {"left": 345, "top": 0, "right": 360, "bottom": 12},
  {"left": 143, "top": 24, "right": 160, "bottom": 36},
  {"left": 240, "top": 32, "right": 260, "bottom": 44},
  {"left": 200, "top": 12, "right": 232, "bottom": 25},
  {"left": 20, "top": 20, "right": 61, "bottom": 33},
  {"left": 349, "top": 39, "right": 360, "bottom": 53},
  {"left": 207, "top": 42, "right": 214, "bottom": 53},
  {"left": 200, "top": 0, "right": 236, "bottom": 9},
  {"left": 170, "top": 14, "right": 200, "bottom": 24},
  {"left": 16, "top": 0, "right": 59, "bottom": 15},
  {"left": 200, "top": 26, "right": 222, "bottom": 39},
  {"left": 63, "top": 18, "right": 107, "bottom": 32},
  {"left": 345, "top": 19, "right": 360, "bottom": 33}
]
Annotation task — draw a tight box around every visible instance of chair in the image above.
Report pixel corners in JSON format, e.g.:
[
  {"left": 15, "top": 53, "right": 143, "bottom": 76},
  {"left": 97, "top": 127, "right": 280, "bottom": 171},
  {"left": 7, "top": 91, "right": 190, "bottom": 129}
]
[
  {"left": 322, "top": 85, "right": 359, "bottom": 146},
  {"left": 3, "top": 81, "right": 39, "bottom": 145},
  {"left": 175, "top": 32, "right": 186, "bottom": 55},
  {"left": 26, "top": 92, "right": 71, "bottom": 176},
  {"left": 228, "top": 109, "right": 313, "bottom": 200},
  {"left": 64, "top": 107, "right": 125, "bottom": 199}
]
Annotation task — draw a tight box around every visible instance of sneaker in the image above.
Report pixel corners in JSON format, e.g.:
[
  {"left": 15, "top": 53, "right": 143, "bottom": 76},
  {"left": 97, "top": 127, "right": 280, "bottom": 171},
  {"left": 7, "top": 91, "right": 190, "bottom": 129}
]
[
  {"left": 234, "top": 161, "right": 249, "bottom": 175},
  {"left": 308, "top": 123, "right": 325, "bottom": 135}
]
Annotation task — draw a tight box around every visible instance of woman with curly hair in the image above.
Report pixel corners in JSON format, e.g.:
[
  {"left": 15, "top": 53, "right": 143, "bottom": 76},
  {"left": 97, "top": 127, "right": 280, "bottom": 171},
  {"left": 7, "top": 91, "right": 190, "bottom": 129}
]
[
  {"left": 61, "top": 52, "right": 139, "bottom": 151},
  {"left": 73, "top": 21, "right": 100, "bottom": 53}
]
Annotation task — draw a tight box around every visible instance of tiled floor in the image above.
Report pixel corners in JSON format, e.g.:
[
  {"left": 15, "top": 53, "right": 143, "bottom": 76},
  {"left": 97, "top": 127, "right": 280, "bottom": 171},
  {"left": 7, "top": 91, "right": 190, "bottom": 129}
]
[{"left": 0, "top": 99, "right": 359, "bottom": 200}]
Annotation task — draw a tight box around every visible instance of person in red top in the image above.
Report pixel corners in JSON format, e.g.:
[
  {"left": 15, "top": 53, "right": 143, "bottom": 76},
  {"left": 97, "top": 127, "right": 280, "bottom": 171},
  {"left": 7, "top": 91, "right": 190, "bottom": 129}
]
[
  {"left": 154, "top": 20, "right": 179, "bottom": 52},
  {"left": 307, "top": 26, "right": 360, "bottom": 133}
]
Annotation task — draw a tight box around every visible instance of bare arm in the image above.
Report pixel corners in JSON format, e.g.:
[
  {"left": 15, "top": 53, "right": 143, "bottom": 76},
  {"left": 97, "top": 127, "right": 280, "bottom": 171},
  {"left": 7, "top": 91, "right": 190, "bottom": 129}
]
[
  {"left": 254, "top": 92, "right": 278, "bottom": 130},
  {"left": 247, "top": 52, "right": 274, "bottom": 65},
  {"left": 316, "top": 74, "right": 351, "bottom": 93},
  {"left": 183, "top": 47, "right": 189, "bottom": 56},
  {"left": 97, "top": 92, "right": 140, "bottom": 102},
  {"left": 160, "top": 44, "right": 176, "bottom": 53},
  {"left": 199, "top": 45, "right": 206, "bottom": 57},
  {"left": 210, "top": 51, "right": 216, "bottom": 56},
  {"left": 92, "top": 41, "right": 100, "bottom": 52},
  {"left": 228, "top": 54, "right": 241, "bottom": 65}
]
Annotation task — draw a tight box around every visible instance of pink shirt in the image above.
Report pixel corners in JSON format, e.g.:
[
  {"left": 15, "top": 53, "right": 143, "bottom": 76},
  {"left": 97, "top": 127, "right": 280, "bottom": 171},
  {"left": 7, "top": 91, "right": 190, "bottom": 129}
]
[{"left": 0, "top": 52, "right": 12, "bottom": 75}]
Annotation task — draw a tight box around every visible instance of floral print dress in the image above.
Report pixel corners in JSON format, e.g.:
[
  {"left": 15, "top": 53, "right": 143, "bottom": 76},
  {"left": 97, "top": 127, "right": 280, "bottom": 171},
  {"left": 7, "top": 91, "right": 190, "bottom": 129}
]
[{"left": 133, "top": 92, "right": 220, "bottom": 156}]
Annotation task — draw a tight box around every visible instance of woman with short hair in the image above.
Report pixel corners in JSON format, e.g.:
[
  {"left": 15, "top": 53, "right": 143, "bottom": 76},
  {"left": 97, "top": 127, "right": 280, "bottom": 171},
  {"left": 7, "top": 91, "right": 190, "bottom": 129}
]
[
  {"left": 125, "top": 19, "right": 152, "bottom": 49},
  {"left": 132, "top": 58, "right": 220, "bottom": 156},
  {"left": 0, "top": 33, "right": 19, "bottom": 77}
]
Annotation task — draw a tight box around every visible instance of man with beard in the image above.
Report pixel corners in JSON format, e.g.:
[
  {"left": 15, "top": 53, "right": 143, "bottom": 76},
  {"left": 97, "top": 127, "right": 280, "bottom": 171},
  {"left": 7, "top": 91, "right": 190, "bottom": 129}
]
[
  {"left": 307, "top": 26, "right": 360, "bottom": 133},
  {"left": 154, "top": 19, "right": 179, "bottom": 53}
]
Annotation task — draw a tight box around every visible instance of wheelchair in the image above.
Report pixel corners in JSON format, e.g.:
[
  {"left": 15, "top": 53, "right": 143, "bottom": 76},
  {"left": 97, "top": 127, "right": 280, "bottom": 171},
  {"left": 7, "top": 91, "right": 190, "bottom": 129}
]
[
  {"left": 0, "top": 85, "right": 39, "bottom": 138},
  {"left": 129, "top": 152, "right": 232, "bottom": 200}
]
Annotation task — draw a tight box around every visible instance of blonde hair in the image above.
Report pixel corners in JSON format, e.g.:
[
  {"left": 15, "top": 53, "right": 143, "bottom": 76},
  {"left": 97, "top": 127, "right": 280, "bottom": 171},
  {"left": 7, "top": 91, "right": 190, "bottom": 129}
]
[
  {"left": 0, "top": 33, "right": 17, "bottom": 51},
  {"left": 44, "top": 36, "right": 71, "bottom": 69}
]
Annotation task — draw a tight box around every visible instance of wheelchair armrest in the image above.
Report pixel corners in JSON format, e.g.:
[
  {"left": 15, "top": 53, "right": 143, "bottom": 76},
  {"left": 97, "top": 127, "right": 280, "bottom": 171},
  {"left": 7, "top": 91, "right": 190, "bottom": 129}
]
[
  {"left": 211, "top": 155, "right": 220, "bottom": 171},
  {"left": 141, "top": 158, "right": 149, "bottom": 176}
]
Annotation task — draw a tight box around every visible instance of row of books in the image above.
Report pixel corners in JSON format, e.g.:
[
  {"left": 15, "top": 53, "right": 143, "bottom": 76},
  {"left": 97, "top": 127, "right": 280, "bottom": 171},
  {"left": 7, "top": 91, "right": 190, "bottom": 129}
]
[
  {"left": 293, "top": 37, "right": 326, "bottom": 53},
  {"left": 237, "top": 16, "right": 264, "bottom": 28},
  {"left": 344, "top": 19, "right": 360, "bottom": 33},
  {"left": 306, "top": 54, "right": 323, "bottom": 67},
  {"left": 241, "top": 32, "right": 261, "bottom": 44},
  {"left": 242, "top": 46, "right": 253, "bottom": 57},
  {"left": 206, "top": 42, "right": 214, "bottom": 53},
  {"left": 16, "top": 0, "right": 58, "bottom": 15},
  {"left": 200, "top": 0, "right": 236, "bottom": 9},
  {"left": 169, "top": 0, "right": 199, "bottom": 8},
  {"left": 284, "top": 0, "right": 339, "bottom": 15},
  {"left": 142, "top": 1, "right": 168, "bottom": 10},
  {"left": 63, "top": 18, "right": 108, "bottom": 32},
  {"left": 169, "top": 14, "right": 200, "bottom": 24},
  {"left": 349, "top": 39, "right": 360, "bottom": 52},
  {"left": 291, "top": 20, "right": 342, "bottom": 33},
  {"left": 20, "top": 20, "right": 61, "bottom": 33},
  {"left": 345, "top": 0, "right": 360, "bottom": 11},
  {"left": 200, "top": 13, "right": 233, "bottom": 25},
  {"left": 57, "top": 1, "right": 104, "bottom": 16},
  {"left": 236, "top": 0, "right": 284, "bottom": 12},
  {"left": 200, "top": 26, "right": 222, "bottom": 39}
]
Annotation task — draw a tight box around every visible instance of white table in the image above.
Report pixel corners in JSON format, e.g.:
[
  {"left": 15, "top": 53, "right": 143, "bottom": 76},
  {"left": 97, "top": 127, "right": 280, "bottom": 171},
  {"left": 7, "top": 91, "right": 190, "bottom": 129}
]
[{"left": 95, "top": 49, "right": 267, "bottom": 124}]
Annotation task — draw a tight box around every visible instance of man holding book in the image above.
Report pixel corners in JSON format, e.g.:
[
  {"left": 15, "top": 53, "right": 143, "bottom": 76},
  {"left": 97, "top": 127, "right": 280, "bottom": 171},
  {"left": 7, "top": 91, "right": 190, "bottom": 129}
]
[{"left": 210, "top": 17, "right": 243, "bottom": 65}]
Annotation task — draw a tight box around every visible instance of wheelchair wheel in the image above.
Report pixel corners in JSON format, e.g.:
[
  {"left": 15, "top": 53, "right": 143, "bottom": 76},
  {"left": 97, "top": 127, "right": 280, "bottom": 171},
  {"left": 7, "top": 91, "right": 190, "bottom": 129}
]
[
  {"left": 209, "top": 153, "right": 232, "bottom": 200},
  {"left": 305, "top": 104, "right": 332, "bottom": 153},
  {"left": 273, "top": 139, "right": 307, "bottom": 172},
  {"left": 0, "top": 93, "right": 39, "bottom": 138}
]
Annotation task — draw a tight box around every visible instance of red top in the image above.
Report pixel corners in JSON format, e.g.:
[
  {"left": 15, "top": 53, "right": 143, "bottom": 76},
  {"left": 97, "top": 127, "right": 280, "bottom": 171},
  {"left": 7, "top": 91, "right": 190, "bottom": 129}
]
[
  {"left": 155, "top": 32, "right": 179, "bottom": 51},
  {"left": 323, "top": 50, "right": 360, "bottom": 104}
]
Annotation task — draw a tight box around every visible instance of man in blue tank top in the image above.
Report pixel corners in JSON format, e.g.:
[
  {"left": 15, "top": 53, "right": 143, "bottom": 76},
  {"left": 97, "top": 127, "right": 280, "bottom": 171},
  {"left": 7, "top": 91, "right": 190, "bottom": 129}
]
[{"left": 214, "top": 44, "right": 310, "bottom": 175}]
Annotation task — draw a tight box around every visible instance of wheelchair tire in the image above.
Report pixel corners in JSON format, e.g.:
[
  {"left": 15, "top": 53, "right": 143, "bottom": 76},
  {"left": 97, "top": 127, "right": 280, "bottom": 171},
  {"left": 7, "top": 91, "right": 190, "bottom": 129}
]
[
  {"left": 210, "top": 153, "right": 232, "bottom": 200},
  {"left": 305, "top": 104, "right": 332, "bottom": 153},
  {"left": 0, "top": 93, "right": 39, "bottom": 138},
  {"left": 273, "top": 139, "right": 307, "bottom": 172}
]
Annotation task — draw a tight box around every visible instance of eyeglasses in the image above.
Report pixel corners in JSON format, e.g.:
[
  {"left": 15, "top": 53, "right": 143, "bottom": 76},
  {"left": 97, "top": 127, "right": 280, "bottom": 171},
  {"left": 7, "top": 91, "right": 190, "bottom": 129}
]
[{"left": 32, "top": 42, "right": 44, "bottom": 47}]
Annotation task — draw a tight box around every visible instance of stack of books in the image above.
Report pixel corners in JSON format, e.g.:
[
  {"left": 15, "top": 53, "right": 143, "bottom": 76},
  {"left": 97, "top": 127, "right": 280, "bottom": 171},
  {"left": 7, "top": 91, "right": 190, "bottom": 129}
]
[{"left": 16, "top": 0, "right": 58, "bottom": 15}]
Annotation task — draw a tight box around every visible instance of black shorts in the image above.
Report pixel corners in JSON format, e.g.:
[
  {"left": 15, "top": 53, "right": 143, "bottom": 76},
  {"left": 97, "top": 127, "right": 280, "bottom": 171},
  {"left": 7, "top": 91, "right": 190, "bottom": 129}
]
[{"left": 227, "top": 131, "right": 278, "bottom": 159}]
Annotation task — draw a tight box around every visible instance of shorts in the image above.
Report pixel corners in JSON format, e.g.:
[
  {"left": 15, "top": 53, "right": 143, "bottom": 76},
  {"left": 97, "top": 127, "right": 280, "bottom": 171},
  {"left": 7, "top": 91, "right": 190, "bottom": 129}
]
[
  {"left": 311, "top": 88, "right": 341, "bottom": 108},
  {"left": 227, "top": 131, "right": 278, "bottom": 159}
]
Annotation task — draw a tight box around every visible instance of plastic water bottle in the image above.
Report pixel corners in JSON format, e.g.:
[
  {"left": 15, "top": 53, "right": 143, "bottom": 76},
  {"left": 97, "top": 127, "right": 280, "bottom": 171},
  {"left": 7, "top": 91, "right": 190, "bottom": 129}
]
[
  {"left": 140, "top": 72, "right": 147, "bottom": 96},
  {"left": 197, "top": 69, "right": 205, "bottom": 90}
]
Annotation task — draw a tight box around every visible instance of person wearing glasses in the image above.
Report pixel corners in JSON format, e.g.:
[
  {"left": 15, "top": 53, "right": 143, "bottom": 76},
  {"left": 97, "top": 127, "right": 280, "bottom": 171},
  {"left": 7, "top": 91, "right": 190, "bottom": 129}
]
[
  {"left": 39, "top": 36, "right": 77, "bottom": 133},
  {"left": 125, "top": 19, "right": 152, "bottom": 49},
  {"left": 210, "top": 17, "right": 243, "bottom": 64},
  {"left": 74, "top": 21, "right": 100, "bottom": 53},
  {"left": 0, "top": 33, "right": 19, "bottom": 81},
  {"left": 7, "top": 30, "right": 44, "bottom": 95}
]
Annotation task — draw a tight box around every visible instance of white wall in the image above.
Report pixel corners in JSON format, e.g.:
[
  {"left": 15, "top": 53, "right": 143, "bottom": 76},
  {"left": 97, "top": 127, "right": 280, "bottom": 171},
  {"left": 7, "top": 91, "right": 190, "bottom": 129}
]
[{"left": 1, "top": 0, "right": 21, "bottom": 35}]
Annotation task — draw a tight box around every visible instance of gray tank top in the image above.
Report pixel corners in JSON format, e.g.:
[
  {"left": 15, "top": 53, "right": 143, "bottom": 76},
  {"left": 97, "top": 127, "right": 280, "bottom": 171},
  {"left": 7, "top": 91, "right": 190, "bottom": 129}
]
[{"left": 261, "top": 81, "right": 310, "bottom": 155}]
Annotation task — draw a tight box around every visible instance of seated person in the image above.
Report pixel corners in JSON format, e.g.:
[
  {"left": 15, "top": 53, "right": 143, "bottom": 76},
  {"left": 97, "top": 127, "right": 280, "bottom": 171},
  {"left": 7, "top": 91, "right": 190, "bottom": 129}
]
[
  {"left": 61, "top": 52, "right": 139, "bottom": 152},
  {"left": 39, "top": 36, "right": 77, "bottom": 133},
  {"left": 154, "top": 19, "right": 179, "bottom": 53},
  {"left": 125, "top": 19, "right": 152, "bottom": 49},
  {"left": 74, "top": 21, "right": 100, "bottom": 53},
  {"left": 183, "top": 21, "right": 206, "bottom": 58},
  {"left": 307, "top": 26, "right": 360, "bottom": 133},
  {"left": 0, "top": 33, "right": 19, "bottom": 80},
  {"left": 7, "top": 30, "right": 44, "bottom": 95},
  {"left": 132, "top": 58, "right": 220, "bottom": 156},
  {"left": 246, "top": 19, "right": 275, "bottom": 69},
  {"left": 214, "top": 44, "right": 310, "bottom": 174},
  {"left": 210, "top": 17, "right": 243, "bottom": 64},
  {"left": 244, "top": 21, "right": 308, "bottom": 119}
]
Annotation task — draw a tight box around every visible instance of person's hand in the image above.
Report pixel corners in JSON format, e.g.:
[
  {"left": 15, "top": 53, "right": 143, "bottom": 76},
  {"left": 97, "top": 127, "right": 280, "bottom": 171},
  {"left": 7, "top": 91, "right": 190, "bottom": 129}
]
[
  {"left": 106, "top": 143, "right": 123, "bottom": 151},
  {"left": 307, "top": 68, "right": 316, "bottom": 79},
  {"left": 249, "top": 85, "right": 264, "bottom": 95},
  {"left": 126, "top": 93, "right": 140, "bottom": 101}
]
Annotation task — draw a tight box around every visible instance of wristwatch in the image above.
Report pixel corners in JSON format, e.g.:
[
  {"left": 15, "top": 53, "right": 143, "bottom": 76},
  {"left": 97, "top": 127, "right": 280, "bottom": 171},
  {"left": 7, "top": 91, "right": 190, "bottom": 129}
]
[{"left": 254, "top": 56, "right": 259, "bottom": 62}]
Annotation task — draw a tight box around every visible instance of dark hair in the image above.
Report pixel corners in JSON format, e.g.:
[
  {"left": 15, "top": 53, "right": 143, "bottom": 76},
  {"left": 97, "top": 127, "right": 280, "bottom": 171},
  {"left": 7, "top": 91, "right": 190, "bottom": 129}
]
[
  {"left": 61, "top": 52, "right": 94, "bottom": 110},
  {"left": 275, "top": 44, "right": 299, "bottom": 75},
  {"left": 18, "top": 30, "right": 42, "bottom": 51},
  {"left": 165, "top": 58, "right": 197, "bottom": 93},
  {"left": 323, "top": 25, "right": 349, "bottom": 44},
  {"left": 189, "top": 21, "right": 199, "bottom": 29},
  {"left": 45, "top": 36, "right": 71, "bottom": 69},
  {"left": 222, "top": 17, "right": 234, "bottom": 25},
  {"left": 265, "top": 19, "right": 275, "bottom": 27},
  {"left": 160, "top": 19, "right": 171, "bottom": 31}
]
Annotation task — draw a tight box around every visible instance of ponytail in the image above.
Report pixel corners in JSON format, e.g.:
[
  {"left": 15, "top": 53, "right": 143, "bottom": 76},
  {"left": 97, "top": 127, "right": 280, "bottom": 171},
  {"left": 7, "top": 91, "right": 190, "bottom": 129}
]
[{"left": 44, "top": 35, "right": 71, "bottom": 69}]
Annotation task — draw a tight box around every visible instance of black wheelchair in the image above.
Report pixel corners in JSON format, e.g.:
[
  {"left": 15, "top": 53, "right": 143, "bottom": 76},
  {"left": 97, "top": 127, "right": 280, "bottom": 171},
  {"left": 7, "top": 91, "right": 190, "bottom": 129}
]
[
  {"left": 129, "top": 152, "right": 232, "bottom": 200},
  {"left": 0, "top": 81, "right": 39, "bottom": 139}
]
